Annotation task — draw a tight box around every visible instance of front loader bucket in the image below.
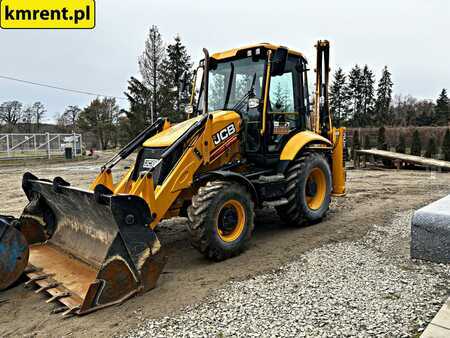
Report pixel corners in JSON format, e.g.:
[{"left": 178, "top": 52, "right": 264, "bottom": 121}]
[{"left": 18, "top": 172, "right": 166, "bottom": 316}]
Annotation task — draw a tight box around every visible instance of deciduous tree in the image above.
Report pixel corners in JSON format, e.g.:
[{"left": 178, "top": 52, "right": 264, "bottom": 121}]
[
  {"left": 77, "top": 98, "right": 119, "bottom": 150},
  {"left": 0, "top": 101, "right": 23, "bottom": 132},
  {"left": 31, "top": 102, "right": 46, "bottom": 131}
]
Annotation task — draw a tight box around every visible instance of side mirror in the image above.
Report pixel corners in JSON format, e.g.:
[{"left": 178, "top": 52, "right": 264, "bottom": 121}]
[
  {"left": 185, "top": 104, "right": 194, "bottom": 116},
  {"left": 271, "top": 46, "right": 288, "bottom": 76},
  {"left": 248, "top": 97, "right": 259, "bottom": 109}
]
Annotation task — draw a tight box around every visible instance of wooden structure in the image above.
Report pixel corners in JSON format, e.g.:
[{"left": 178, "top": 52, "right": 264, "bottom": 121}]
[{"left": 355, "top": 149, "right": 450, "bottom": 171}]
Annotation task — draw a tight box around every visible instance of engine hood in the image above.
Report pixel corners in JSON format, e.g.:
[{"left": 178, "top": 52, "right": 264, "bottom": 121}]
[{"left": 142, "top": 111, "right": 237, "bottom": 148}]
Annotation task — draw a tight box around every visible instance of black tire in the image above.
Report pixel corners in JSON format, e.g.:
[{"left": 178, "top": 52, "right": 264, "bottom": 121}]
[
  {"left": 276, "top": 153, "right": 332, "bottom": 226},
  {"left": 187, "top": 180, "right": 255, "bottom": 261}
]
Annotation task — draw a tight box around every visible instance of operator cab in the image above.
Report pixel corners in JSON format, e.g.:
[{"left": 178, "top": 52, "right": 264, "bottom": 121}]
[{"left": 190, "top": 43, "right": 311, "bottom": 167}]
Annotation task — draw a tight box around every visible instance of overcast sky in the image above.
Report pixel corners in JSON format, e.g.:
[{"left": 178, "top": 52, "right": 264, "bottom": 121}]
[{"left": 0, "top": 0, "right": 448, "bottom": 122}]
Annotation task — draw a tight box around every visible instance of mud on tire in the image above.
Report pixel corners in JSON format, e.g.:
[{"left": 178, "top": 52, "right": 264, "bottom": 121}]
[{"left": 187, "top": 180, "right": 255, "bottom": 261}]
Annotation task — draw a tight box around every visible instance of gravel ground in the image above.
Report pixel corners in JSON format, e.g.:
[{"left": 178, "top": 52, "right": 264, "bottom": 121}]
[{"left": 124, "top": 211, "right": 450, "bottom": 338}]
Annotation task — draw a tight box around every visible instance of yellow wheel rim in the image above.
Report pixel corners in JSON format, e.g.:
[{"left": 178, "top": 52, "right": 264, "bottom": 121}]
[
  {"left": 216, "top": 199, "right": 246, "bottom": 242},
  {"left": 305, "top": 167, "right": 327, "bottom": 210}
]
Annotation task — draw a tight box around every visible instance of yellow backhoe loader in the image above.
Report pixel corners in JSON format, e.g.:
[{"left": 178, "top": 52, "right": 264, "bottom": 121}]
[{"left": 0, "top": 40, "right": 345, "bottom": 316}]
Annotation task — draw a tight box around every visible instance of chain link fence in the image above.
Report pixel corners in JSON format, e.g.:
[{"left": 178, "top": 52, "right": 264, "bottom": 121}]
[{"left": 0, "top": 133, "right": 82, "bottom": 160}]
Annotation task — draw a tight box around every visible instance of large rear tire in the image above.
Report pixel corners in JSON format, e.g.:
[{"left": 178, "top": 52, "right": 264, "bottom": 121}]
[
  {"left": 277, "top": 153, "right": 332, "bottom": 226},
  {"left": 187, "top": 181, "right": 255, "bottom": 261}
]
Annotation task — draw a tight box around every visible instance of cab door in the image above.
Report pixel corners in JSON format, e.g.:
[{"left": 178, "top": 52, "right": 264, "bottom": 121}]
[{"left": 264, "top": 56, "right": 309, "bottom": 154}]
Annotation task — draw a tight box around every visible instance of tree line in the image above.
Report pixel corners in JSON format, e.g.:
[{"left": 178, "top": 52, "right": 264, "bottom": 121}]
[
  {"left": 0, "top": 100, "right": 46, "bottom": 133},
  {"left": 330, "top": 65, "right": 449, "bottom": 128},
  {"left": 55, "top": 25, "right": 192, "bottom": 149},
  {"left": 2, "top": 25, "right": 449, "bottom": 151}
]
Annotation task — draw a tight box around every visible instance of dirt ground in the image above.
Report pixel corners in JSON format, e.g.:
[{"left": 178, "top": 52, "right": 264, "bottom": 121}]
[{"left": 1, "top": 153, "right": 449, "bottom": 337}]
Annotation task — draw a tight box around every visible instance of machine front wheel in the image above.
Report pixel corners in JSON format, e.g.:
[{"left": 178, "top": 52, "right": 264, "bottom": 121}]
[
  {"left": 0, "top": 216, "right": 29, "bottom": 290},
  {"left": 187, "top": 180, "right": 255, "bottom": 261}
]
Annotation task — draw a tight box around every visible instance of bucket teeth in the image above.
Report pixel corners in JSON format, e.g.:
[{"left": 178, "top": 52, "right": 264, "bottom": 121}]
[
  {"left": 51, "top": 306, "right": 69, "bottom": 315},
  {"left": 24, "top": 273, "right": 54, "bottom": 287},
  {"left": 46, "top": 291, "right": 71, "bottom": 303},
  {"left": 62, "top": 305, "right": 80, "bottom": 317},
  {"left": 24, "top": 266, "right": 41, "bottom": 274},
  {"left": 35, "top": 282, "right": 61, "bottom": 294}
]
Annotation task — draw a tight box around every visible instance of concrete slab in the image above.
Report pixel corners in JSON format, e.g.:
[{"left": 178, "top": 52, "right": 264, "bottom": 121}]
[
  {"left": 422, "top": 323, "right": 450, "bottom": 338},
  {"left": 422, "top": 297, "right": 450, "bottom": 338},
  {"left": 411, "top": 194, "right": 450, "bottom": 264},
  {"left": 431, "top": 298, "right": 450, "bottom": 330}
]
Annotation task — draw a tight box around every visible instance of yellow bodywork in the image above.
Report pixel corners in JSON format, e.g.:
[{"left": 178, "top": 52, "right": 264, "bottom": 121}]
[
  {"left": 90, "top": 41, "right": 346, "bottom": 232},
  {"left": 330, "top": 127, "right": 346, "bottom": 196},
  {"left": 91, "top": 111, "right": 242, "bottom": 228},
  {"left": 279, "top": 130, "right": 332, "bottom": 160}
]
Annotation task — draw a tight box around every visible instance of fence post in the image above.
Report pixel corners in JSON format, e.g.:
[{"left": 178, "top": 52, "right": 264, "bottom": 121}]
[
  {"left": 79, "top": 134, "right": 83, "bottom": 156},
  {"left": 73, "top": 132, "right": 76, "bottom": 158},
  {"left": 6, "top": 135, "right": 10, "bottom": 158},
  {"left": 47, "top": 133, "right": 51, "bottom": 159}
]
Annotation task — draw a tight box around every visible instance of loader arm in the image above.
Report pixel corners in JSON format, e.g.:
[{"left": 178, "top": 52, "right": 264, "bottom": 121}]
[{"left": 120, "top": 114, "right": 211, "bottom": 228}]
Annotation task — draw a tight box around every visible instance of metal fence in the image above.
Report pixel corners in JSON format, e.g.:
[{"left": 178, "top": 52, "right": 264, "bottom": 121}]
[{"left": 0, "top": 133, "right": 82, "bottom": 159}]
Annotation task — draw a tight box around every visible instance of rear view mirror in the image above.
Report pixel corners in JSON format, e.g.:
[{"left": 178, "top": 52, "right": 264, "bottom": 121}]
[
  {"left": 248, "top": 97, "right": 259, "bottom": 109},
  {"left": 271, "top": 46, "right": 288, "bottom": 76}
]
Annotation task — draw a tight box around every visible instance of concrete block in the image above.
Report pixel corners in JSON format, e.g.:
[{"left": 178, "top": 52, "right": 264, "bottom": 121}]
[{"left": 411, "top": 194, "right": 450, "bottom": 264}]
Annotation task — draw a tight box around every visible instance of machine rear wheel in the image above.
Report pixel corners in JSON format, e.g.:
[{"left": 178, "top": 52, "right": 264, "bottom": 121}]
[
  {"left": 277, "top": 153, "right": 332, "bottom": 226},
  {"left": 187, "top": 181, "right": 255, "bottom": 261}
]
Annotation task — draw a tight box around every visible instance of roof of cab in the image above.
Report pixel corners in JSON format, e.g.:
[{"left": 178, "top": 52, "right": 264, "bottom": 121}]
[{"left": 210, "top": 43, "right": 304, "bottom": 60}]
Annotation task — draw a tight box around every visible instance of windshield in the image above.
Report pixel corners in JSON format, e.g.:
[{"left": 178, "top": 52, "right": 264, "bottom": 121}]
[{"left": 197, "top": 57, "right": 266, "bottom": 112}]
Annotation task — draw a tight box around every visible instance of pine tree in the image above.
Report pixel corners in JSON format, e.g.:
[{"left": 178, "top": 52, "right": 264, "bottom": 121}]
[
  {"left": 377, "top": 126, "right": 387, "bottom": 150},
  {"left": 159, "top": 35, "right": 192, "bottom": 122},
  {"left": 434, "top": 89, "right": 449, "bottom": 126},
  {"left": 273, "top": 83, "right": 288, "bottom": 111},
  {"left": 347, "top": 65, "right": 364, "bottom": 127},
  {"left": 139, "top": 25, "right": 165, "bottom": 122},
  {"left": 396, "top": 133, "right": 406, "bottom": 153},
  {"left": 363, "top": 134, "right": 371, "bottom": 149},
  {"left": 352, "top": 129, "right": 361, "bottom": 160},
  {"left": 329, "top": 68, "right": 349, "bottom": 126},
  {"left": 425, "top": 137, "right": 437, "bottom": 158},
  {"left": 410, "top": 130, "right": 422, "bottom": 156},
  {"left": 361, "top": 65, "right": 375, "bottom": 126},
  {"left": 375, "top": 66, "right": 393, "bottom": 125},
  {"left": 124, "top": 76, "right": 152, "bottom": 137},
  {"left": 442, "top": 129, "right": 450, "bottom": 161}
]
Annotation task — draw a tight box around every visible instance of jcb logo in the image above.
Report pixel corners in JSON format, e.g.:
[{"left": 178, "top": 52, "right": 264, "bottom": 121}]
[{"left": 212, "top": 123, "right": 236, "bottom": 146}]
